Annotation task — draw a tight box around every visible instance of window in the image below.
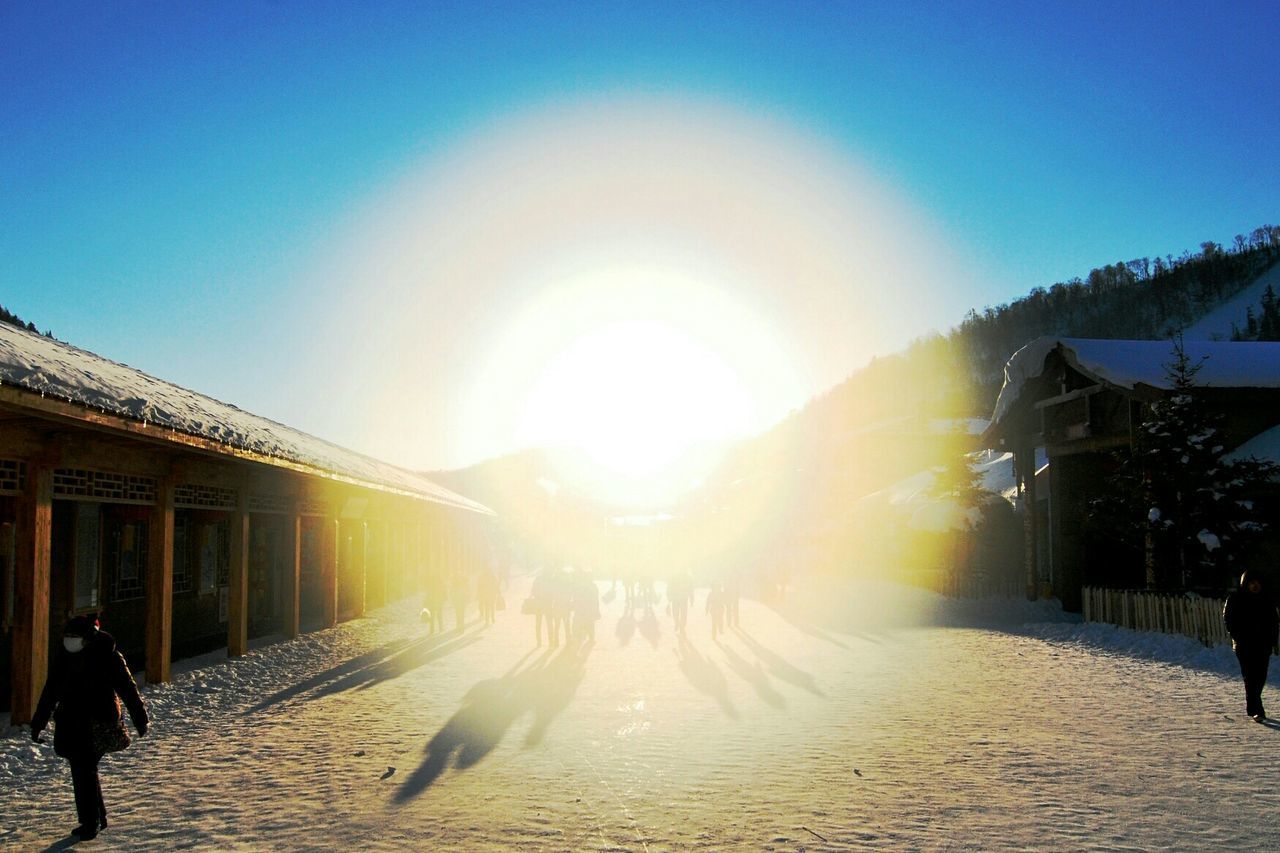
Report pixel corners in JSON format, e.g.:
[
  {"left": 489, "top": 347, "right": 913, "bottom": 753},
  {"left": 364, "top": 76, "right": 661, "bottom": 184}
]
[
  {"left": 105, "top": 517, "right": 146, "bottom": 602},
  {"left": 73, "top": 503, "right": 101, "bottom": 611},
  {"left": 173, "top": 516, "right": 192, "bottom": 594}
]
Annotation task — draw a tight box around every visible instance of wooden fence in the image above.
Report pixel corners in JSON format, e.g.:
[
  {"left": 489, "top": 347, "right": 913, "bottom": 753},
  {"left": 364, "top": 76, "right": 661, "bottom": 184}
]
[{"left": 1081, "top": 586, "right": 1229, "bottom": 647}]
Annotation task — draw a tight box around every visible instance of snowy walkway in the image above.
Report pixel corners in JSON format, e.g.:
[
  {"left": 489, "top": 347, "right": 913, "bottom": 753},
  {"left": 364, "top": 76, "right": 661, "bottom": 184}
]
[{"left": 3, "top": 575, "right": 1277, "bottom": 851}]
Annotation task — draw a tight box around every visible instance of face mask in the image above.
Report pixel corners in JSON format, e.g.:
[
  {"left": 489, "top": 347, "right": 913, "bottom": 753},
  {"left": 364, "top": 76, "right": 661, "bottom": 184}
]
[{"left": 63, "top": 636, "right": 86, "bottom": 653}]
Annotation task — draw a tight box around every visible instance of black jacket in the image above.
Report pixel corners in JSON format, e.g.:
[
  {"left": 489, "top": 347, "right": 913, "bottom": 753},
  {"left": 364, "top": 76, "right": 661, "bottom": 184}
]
[
  {"left": 32, "top": 629, "right": 148, "bottom": 757},
  {"left": 1223, "top": 572, "right": 1280, "bottom": 653}
]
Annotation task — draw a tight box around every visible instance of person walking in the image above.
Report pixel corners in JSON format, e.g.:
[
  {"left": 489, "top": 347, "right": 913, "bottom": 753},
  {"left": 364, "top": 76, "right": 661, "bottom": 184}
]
[
  {"left": 527, "top": 568, "right": 557, "bottom": 646},
  {"left": 706, "top": 582, "right": 727, "bottom": 642},
  {"left": 30, "top": 615, "right": 149, "bottom": 840},
  {"left": 476, "top": 566, "right": 499, "bottom": 626},
  {"left": 449, "top": 568, "right": 471, "bottom": 632},
  {"left": 423, "top": 568, "right": 447, "bottom": 635},
  {"left": 1223, "top": 569, "right": 1280, "bottom": 722},
  {"left": 667, "top": 570, "right": 693, "bottom": 634}
]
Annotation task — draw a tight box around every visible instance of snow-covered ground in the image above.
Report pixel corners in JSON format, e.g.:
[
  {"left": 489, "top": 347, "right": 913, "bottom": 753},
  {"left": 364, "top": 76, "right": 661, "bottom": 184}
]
[{"left": 2, "top": 574, "right": 1274, "bottom": 851}]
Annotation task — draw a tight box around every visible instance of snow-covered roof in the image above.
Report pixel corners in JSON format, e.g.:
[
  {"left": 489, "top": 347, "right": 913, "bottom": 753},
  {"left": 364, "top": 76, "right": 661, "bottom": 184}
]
[
  {"left": 0, "top": 323, "right": 489, "bottom": 513},
  {"left": 991, "top": 337, "right": 1280, "bottom": 427}
]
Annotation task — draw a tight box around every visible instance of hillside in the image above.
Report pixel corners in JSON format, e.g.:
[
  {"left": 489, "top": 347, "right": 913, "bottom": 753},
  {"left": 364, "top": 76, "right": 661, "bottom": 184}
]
[{"left": 438, "top": 226, "right": 1280, "bottom": 577}]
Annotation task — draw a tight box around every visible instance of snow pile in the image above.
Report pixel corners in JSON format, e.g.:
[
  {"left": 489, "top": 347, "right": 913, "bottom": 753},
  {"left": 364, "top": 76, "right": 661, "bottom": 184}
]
[
  {"left": 0, "top": 323, "right": 488, "bottom": 512},
  {"left": 1020, "top": 620, "right": 1238, "bottom": 677}
]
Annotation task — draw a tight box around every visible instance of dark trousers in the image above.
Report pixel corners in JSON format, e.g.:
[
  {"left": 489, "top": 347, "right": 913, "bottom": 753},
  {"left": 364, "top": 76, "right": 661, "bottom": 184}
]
[
  {"left": 67, "top": 753, "right": 106, "bottom": 829},
  {"left": 1235, "top": 646, "right": 1271, "bottom": 717}
]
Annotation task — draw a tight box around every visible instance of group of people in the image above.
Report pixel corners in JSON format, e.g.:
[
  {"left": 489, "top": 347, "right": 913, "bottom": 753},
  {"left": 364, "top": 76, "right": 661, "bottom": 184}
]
[
  {"left": 421, "top": 565, "right": 505, "bottom": 634},
  {"left": 525, "top": 567, "right": 602, "bottom": 646}
]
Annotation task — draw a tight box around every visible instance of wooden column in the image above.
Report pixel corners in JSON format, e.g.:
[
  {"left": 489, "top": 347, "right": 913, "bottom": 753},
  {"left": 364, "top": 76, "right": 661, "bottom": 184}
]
[
  {"left": 1021, "top": 446, "right": 1039, "bottom": 601},
  {"left": 320, "top": 516, "right": 338, "bottom": 629},
  {"left": 227, "top": 489, "right": 250, "bottom": 657},
  {"left": 353, "top": 521, "right": 367, "bottom": 618},
  {"left": 11, "top": 463, "right": 53, "bottom": 725},
  {"left": 283, "top": 506, "right": 301, "bottom": 640},
  {"left": 145, "top": 478, "right": 175, "bottom": 684}
]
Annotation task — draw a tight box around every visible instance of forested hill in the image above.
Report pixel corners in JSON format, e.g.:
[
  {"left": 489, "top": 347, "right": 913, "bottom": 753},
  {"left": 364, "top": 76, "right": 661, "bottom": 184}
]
[
  {"left": 786, "top": 225, "right": 1280, "bottom": 441},
  {"left": 0, "top": 303, "right": 54, "bottom": 339}
]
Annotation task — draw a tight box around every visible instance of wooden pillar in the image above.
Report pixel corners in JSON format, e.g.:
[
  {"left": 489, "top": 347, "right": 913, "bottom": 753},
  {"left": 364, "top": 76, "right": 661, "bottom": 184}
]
[
  {"left": 320, "top": 516, "right": 338, "bottom": 629},
  {"left": 282, "top": 506, "right": 301, "bottom": 640},
  {"left": 391, "top": 522, "right": 405, "bottom": 601},
  {"left": 414, "top": 522, "right": 425, "bottom": 593},
  {"left": 353, "top": 521, "right": 367, "bottom": 617},
  {"left": 145, "top": 478, "right": 175, "bottom": 684},
  {"left": 227, "top": 489, "right": 250, "bottom": 656},
  {"left": 11, "top": 463, "right": 53, "bottom": 725},
  {"left": 1021, "top": 446, "right": 1038, "bottom": 601}
]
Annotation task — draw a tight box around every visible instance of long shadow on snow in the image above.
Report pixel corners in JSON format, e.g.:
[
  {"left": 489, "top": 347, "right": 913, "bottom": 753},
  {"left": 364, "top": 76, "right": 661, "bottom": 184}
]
[
  {"left": 244, "top": 627, "right": 483, "bottom": 715},
  {"left": 394, "top": 641, "right": 593, "bottom": 803},
  {"left": 675, "top": 634, "right": 737, "bottom": 719},
  {"left": 733, "top": 626, "right": 826, "bottom": 698},
  {"left": 718, "top": 641, "right": 786, "bottom": 709}
]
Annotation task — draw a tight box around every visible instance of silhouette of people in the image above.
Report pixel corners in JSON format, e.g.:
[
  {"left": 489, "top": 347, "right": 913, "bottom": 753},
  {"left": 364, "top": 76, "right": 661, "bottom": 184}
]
[
  {"left": 667, "top": 570, "right": 693, "bottom": 634},
  {"left": 725, "top": 575, "right": 741, "bottom": 629},
  {"left": 1223, "top": 569, "right": 1280, "bottom": 722},
  {"left": 546, "top": 568, "right": 572, "bottom": 647},
  {"left": 706, "top": 582, "right": 727, "bottom": 642},
  {"left": 423, "top": 568, "right": 447, "bottom": 635},
  {"left": 476, "top": 566, "right": 499, "bottom": 626},
  {"left": 528, "top": 569, "right": 552, "bottom": 646},
  {"left": 449, "top": 568, "right": 471, "bottom": 632},
  {"left": 31, "top": 615, "right": 149, "bottom": 840}
]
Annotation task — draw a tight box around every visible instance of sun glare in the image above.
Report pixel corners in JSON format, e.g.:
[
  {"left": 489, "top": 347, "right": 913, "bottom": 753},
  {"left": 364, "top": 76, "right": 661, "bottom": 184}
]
[
  {"left": 463, "top": 264, "right": 802, "bottom": 507},
  {"left": 522, "top": 319, "right": 746, "bottom": 471}
]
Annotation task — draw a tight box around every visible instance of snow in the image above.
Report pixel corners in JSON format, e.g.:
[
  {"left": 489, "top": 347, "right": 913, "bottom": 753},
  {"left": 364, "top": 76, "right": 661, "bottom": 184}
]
[
  {"left": 1182, "top": 260, "right": 1280, "bottom": 341},
  {"left": 858, "top": 448, "right": 1020, "bottom": 531},
  {"left": 4, "top": 573, "right": 1273, "bottom": 850},
  {"left": 990, "top": 336, "right": 1280, "bottom": 426},
  {"left": 1226, "top": 424, "right": 1280, "bottom": 465},
  {"left": 0, "top": 323, "right": 488, "bottom": 513}
]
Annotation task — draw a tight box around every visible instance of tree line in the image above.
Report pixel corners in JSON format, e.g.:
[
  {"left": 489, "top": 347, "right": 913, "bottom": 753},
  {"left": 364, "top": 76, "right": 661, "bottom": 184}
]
[{"left": 0, "top": 302, "right": 55, "bottom": 339}]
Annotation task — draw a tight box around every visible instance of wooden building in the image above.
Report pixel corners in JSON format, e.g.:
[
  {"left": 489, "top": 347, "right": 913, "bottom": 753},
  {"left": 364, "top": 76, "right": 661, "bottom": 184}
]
[
  {"left": 982, "top": 337, "right": 1280, "bottom": 611},
  {"left": 0, "top": 324, "right": 491, "bottom": 723}
]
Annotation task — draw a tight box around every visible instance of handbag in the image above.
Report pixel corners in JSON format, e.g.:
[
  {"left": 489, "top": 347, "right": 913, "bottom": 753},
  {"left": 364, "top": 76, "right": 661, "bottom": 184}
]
[
  {"left": 495, "top": 594, "right": 506, "bottom": 611},
  {"left": 91, "top": 711, "right": 131, "bottom": 755}
]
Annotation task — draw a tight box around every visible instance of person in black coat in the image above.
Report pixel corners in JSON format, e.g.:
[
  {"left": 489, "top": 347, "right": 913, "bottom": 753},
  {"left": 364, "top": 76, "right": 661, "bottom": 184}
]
[
  {"left": 1222, "top": 569, "right": 1280, "bottom": 722},
  {"left": 30, "top": 615, "right": 149, "bottom": 840}
]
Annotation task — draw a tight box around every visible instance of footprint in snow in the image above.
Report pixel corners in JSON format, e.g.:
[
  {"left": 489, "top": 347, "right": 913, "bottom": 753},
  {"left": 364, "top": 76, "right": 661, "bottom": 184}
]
[{"left": 380, "top": 766, "right": 396, "bottom": 780}]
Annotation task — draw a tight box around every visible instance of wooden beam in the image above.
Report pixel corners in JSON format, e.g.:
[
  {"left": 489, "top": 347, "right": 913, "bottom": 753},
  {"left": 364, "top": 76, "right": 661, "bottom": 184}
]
[
  {"left": 145, "top": 478, "right": 175, "bottom": 684},
  {"left": 227, "top": 489, "right": 250, "bottom": 657},
  {"left": 11, "top": 463, "right": 53, "bottom": 725},
  {"left": 283, "top": 507, "right": 301, "bottom": 639}
]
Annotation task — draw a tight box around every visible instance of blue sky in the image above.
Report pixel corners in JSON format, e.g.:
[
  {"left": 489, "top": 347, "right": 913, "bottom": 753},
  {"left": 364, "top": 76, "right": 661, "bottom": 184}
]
[{"left": 3, "top": 1, "right": 1278, "bottom": 469}]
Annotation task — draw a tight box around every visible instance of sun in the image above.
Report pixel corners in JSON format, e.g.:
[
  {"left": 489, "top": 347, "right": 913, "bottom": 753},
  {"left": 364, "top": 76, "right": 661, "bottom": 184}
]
[
  {"left": 456, "top": 262, "right": 802, "bottom": 508},
  {"left": 520, "top": 319, "right": 750, "bottom": 479}
]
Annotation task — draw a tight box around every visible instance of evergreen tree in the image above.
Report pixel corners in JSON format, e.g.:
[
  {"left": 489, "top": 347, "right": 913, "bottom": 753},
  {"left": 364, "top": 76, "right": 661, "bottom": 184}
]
[{"left": 1137, "top": 337, "right": 1276, "bottom": 590}]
